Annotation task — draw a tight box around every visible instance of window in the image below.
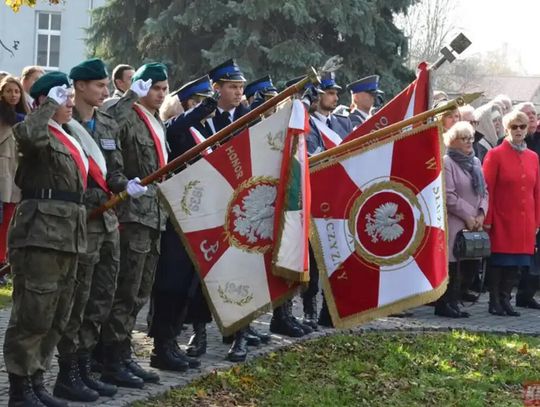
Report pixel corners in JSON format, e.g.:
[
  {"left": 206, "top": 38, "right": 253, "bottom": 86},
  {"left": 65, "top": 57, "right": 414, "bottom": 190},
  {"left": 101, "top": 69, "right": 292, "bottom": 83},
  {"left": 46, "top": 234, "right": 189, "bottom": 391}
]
[{"left": 36, "top": 12, "right": 61, "bottom": 69}]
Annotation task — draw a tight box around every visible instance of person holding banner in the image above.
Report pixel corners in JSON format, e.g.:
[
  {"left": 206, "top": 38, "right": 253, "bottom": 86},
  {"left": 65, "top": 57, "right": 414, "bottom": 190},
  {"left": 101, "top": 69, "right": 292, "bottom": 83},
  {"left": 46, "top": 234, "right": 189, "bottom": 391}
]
[
  {"left": 52, "top": 58, "right": 148, "bottom": 401},
  {"left": 3, "top": 72, "right": 87, "bottom": 407},
  {"left": 100, "top": 63, "right": 169, "bottom": 387},
  {"left": 148, "top": 75, "right": 217, "bottom": 371}
]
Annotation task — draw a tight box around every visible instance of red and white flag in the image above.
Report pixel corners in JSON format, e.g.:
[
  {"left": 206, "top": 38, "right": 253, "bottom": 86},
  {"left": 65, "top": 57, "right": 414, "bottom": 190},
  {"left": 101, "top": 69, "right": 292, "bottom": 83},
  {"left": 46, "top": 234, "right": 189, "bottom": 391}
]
[
  {"left": 345, "top": 62, "right": 431, "bottom": 141},
  {"left": 310, "top": 123, "right": 447, "bottom": 328},
  {"left": 158, "top": 100, "right": 309, "bottom": 335}
]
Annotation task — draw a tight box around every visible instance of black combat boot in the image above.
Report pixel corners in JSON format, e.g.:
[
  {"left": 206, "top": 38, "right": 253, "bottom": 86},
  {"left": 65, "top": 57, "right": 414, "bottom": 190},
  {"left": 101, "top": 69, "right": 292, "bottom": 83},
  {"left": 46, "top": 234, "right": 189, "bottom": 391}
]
[
  {"left": 150, "top": 338, "right": 189, "bottom": 372},
  {"left": 78, "top": 354, "right": 117, "bottom": 397},
  {"left": 488, "top": 267, "right": 505, "bottom": 315},
  {"left": 31, "top": 370, "right": 68, "bottom": 407},
  {"left": 270, "top": 305, "right": 304, "bottom": 337},
  {"left": 302, "top": 295, "right": 318, "bottom": 330},
  {"left": 53, "top": 355, "right": 99, "bottom": 402},
  {"left": 285, "top": 299, "right": 313, "bottom": 334},
  {"left": 170, "top": 339, "right": 201, "bottom": 368},
  {"left": 186, "top": 322, "right": 207, "bottom": 357},
  {"left": 227, "top": 329, "right": 248, "bottom": 362},
  {"left": 318, "top": 298, "right": 334, "bottom": 328},
  {"left": 500, "top": 268, "right": 521, "bottom": 317},
  {"left": 101, "top": 343, "right": 144, "bottom": 389},
  {"left": 246, "top": 324, "right": 271, "bottom": 344},
  {"left": 223, "top": 328, "right": 261, "bottom": 346},
  {"left": 8, "top": 373, "right": 46, "bottom": 407}
]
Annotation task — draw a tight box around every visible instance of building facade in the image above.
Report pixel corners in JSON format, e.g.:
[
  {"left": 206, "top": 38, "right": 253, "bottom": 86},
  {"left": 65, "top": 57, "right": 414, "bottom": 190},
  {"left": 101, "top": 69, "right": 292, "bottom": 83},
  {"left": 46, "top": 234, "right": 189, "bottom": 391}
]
[{"left": 0, "top": 0, "right": 106, "bottom": 76}]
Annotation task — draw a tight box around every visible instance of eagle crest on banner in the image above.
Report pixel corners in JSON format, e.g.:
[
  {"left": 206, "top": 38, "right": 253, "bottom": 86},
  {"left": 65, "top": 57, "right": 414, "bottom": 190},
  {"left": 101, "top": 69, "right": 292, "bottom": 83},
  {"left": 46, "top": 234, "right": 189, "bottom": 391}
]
[
  {"left": 232, "top": 184, "right": 277, "bottom": 244},
  {"left": 365, "top": 202, "right": 405, "bottom": 243}
]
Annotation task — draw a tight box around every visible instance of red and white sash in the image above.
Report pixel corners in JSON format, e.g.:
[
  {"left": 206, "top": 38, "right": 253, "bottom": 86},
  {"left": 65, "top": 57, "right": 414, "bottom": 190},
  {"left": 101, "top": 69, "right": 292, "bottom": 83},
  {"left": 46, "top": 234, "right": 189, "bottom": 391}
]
[
  {"left": 48, "top": 120, "right": 89, "bottom": 189},
  {"left": 133, "top": 104, "right": 168, "bottom": 167},
  {"left": 310, "top": 115, "right": 342, "bottom": 150},
  {"left": 189, "top": 126, "right": 212, "bottom": 156},
  {"left": 66, "top": 119, "right": 109, "bottom": 193}
]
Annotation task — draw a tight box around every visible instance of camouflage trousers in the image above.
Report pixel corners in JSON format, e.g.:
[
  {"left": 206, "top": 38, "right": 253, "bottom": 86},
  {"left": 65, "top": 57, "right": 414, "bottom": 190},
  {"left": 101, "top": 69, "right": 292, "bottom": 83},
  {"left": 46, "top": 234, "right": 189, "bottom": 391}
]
[
  {"left": 3, "top": 247, "right": 77, "bottom": 376},
  {"left": 57, "top": 228, "right": 120, "bottom": 356},
  {"left": 102, "top": 223, "right": 160, "bottom": 346}
]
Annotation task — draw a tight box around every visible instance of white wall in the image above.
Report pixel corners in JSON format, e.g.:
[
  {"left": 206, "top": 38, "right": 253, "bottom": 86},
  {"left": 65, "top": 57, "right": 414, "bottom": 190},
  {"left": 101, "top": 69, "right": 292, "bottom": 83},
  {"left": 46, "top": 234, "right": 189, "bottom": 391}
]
[{"left": 0, "top": 0, "right": 106, "bottom": 76}]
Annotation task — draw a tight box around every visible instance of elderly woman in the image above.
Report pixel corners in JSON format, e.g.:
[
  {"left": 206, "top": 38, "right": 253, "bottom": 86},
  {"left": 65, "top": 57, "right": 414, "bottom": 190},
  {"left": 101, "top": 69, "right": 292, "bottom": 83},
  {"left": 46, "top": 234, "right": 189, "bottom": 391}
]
[
  {"left": 474, "top": 102, "right": 501, "bottom": 162},
  {"left": 436, "top": 100, "right": 461, "bottom": 131},
  {"left": 437, "top": 122, "right": 488, "bottom": 318},
  {"left": 483, "top": 110, "right": 540, "bottom": 317}
]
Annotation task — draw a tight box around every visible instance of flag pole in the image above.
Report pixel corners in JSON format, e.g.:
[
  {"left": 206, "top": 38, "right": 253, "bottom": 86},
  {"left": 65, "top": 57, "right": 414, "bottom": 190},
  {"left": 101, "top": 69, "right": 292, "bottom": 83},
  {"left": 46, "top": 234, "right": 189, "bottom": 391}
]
[
  {"left": 309, "top": 92, "right": 482, "bottom": 167},
  {"left": 89, "top": 68, "right": 320, "bottom": 218}
]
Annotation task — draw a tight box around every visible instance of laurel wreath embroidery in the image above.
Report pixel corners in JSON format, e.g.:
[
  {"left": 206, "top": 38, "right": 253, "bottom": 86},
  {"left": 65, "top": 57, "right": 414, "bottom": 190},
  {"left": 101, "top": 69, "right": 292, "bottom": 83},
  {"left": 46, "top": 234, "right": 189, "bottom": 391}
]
[
  {"left": 180, "top": 180, "right": 200, "bottom": 215},
  {"left": 267, "top": 131, "right": 285, "bottom": 152},
  {"left": 217, "top": 285, "right": 254, "bottom": 306}
]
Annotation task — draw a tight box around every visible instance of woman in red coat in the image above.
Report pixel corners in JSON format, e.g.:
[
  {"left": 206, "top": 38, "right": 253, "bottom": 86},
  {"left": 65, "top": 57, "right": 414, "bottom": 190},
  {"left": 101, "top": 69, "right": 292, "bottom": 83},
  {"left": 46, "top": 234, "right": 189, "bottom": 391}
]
[{"left": 483, "top": 110, "right": 540, "bottom": 317}]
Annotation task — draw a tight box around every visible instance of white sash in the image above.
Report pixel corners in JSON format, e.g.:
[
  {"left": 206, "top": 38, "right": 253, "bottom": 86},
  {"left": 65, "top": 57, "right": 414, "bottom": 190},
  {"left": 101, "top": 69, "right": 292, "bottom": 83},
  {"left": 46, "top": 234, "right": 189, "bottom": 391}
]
[
  {"left": 135, "top": 103, "right": 168, "bottom": 163},
  {"left": 66, "top": 118, "right": 107, "bottom": 179},
  {"left": 311, "top": 116, "right": 342, "bottom": 149}
]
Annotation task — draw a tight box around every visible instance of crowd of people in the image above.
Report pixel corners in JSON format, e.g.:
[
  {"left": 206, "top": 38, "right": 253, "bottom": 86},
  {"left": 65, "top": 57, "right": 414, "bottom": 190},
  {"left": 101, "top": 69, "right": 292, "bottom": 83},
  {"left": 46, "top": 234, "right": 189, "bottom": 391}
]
[{"left": 0, "top": 57, "right": 539, "bottom": 407}]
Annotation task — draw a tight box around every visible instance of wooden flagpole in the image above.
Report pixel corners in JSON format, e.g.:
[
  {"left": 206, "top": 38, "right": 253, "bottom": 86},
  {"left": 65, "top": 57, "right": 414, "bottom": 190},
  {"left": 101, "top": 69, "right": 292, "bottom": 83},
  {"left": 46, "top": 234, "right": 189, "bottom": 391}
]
[{"left": 90, "top": 68, "right": 320, "bottom": 218}]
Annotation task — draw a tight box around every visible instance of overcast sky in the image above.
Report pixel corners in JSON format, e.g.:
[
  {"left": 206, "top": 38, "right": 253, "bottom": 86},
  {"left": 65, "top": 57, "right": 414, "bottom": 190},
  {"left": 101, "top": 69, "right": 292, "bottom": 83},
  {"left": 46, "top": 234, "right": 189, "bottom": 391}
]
[{"left": 451, "top": 0, "right": 540, "bottom": 74}]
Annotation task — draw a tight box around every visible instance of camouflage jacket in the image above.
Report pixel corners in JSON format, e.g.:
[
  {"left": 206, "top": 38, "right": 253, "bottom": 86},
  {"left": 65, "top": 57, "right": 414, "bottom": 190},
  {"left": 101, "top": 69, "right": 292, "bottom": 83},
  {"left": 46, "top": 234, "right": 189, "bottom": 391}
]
[
  {"left": 72, "top": 107, "right": 128, "bottom": 234},
  {"left": 106, "top": 89, "right": 167, "bottom": 231},
  {"left": 9, "top": 98, "right": 87, "bottom": 254}
]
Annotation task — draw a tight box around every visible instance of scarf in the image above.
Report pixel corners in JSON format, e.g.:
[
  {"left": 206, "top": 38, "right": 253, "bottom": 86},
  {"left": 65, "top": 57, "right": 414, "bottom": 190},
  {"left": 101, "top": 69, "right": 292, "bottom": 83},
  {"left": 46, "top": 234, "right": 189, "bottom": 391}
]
[
  {"left": 447, "top": 148, "right": 486, "bottom": 197},
  {"left": 508, "top": 138, "right": 527, "bottom": 152}
]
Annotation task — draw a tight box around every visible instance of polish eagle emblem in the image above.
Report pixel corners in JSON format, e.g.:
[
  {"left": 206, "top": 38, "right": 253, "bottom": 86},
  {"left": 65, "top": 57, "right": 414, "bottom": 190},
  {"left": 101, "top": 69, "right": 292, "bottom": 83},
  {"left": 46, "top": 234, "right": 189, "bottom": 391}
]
[
  {"left": 364, "top": 202, "right": 405, "bottom": 243},
  {"left": 232, "top": 184, "right": 277, "bottom": 243}
]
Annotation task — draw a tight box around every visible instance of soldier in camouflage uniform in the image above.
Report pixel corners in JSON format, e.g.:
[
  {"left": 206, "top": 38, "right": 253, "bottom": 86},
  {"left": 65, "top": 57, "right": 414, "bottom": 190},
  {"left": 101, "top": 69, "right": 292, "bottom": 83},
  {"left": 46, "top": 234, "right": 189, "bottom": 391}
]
[
  {"left": 100, "top": 63, "right": 168, "bottom": 388},
  {"left": 3, "top": 72, "right": 87, "bottom": 407},
  {"left": 52, "top": 59, "right": 147, "bottom": 402}
]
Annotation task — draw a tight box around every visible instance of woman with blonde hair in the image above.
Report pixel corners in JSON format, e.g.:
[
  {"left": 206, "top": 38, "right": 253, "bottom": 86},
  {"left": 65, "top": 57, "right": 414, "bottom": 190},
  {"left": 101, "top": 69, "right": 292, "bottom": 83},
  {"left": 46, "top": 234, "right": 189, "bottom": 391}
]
[
  {"left": 483, "top": 110, "right": 540, "bottom": 316},
  {"left": 438, "top": 121, "right": 488, "bottom": 318}
]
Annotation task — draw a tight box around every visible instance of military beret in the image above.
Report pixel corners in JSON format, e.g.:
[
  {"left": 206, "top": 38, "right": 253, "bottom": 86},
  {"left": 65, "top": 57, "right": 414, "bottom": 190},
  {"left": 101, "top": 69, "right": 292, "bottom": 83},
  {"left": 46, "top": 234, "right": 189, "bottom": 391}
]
[
  {"left": 176, "top": 75, "right": 213, "bottom": 102},
  {"left": 30, "top": 71, "right": 70, "bottom": 100},
  {"left": 347, "top": 75, "right": 383, "bottom": 94},
  {"left": 244, "top": 75, "right": 278, "bottom": 99},
  {"left": 208, "top": 59, "right": 246, "bottom": 82},
  {"left": 132, "top": 62, "right": 168, "bottom": 84},
  {"left": 69, "top": 58, "right": 108, "bottom": 81}
]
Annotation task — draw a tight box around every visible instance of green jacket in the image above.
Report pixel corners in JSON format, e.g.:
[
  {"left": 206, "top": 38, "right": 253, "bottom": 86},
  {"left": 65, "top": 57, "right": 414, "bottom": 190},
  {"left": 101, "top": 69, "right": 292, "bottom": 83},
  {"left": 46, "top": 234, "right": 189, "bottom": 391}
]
[
  {"left": 9, "top": 98, "right": 87, "bottom": 254},
  {"left": 72, "top": 107, "right": 128, "bottom": 234},
  {"left": 106, "top": 89, "right": 167, "bottom": 231}
]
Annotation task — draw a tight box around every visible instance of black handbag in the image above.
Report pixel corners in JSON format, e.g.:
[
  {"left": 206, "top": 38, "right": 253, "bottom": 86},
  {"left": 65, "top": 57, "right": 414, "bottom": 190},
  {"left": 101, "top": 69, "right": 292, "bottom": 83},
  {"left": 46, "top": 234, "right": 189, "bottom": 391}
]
[{"left": 453, "top": 229, "right": 491, "bottom": 260}]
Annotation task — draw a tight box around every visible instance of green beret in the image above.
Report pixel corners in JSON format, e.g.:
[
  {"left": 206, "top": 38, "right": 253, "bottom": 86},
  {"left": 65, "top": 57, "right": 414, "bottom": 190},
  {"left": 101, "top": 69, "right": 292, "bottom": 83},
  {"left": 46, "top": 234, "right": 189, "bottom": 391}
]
[
  {"left": 132, "top": 62, "right": 168, "bottom": 84},
  {"left": 30, "top": 71, "right": 70, "bottom": 100},
  {"left": 69, "top": 58, "right": 108, "bottom": 81}
]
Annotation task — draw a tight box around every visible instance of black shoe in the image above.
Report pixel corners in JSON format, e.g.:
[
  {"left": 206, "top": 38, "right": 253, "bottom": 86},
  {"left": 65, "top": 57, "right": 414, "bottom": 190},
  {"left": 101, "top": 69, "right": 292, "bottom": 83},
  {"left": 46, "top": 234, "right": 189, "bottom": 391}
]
[
  {"left": 488, "top": 301, "right": 505, "bottom": 316},
  {"left": 223, "top": 332, "right": 261, "bottom": 346},
  {"left": 227, "top": 330, "right": 247, "bottom": 362},
  {"left": 186, "top": 322, "right": 207, "bottom": 357},
  {"left": 150, "top": 340, "right": 189, "bottom": 372},
  {"left": 516, "top": 297, "right": 540, "bottom": 309},
  {"left": 79, "top": 355, "right": 117, "bottom": 397},
  {"left": 449, "top": 303, "right": 470, "bottom": 318},
  {"left": 101, "top": 361, "right": 144, "bottom": 389},
  {"left": 302, "top": 295, "right": 319, "bottom": 330},
  {"left": 318, "top": 301, "right": 334, "bottom": 328},
  {"left": 461, "top": 291, "right": 478, "bottom": 302},
  {"left": 501, "top": 299, "right": 520, "bottom": 317},
  {"left": 124, "top": 359, "right": 160, "bottom": 383},
  {"left": 289, "top": 316, "right": 313, "bottom": 334},
  {"left": 9, "top": 373, "right": 46, "bottom": 407},
  {"left": 89, "top": 358, "right": 103, "bottom": 373},
  {"left": 246, "top": 325, "right": 271, "bottom": 344},
  {"left": 53, "top": 355, "right": 100, "bottom": 402},
  {"left": 434, "top": 303, "right": 461, "bottom": 318},
  {"left": 31, "top": 370, "right": 68, "bottom": 407},
  {"left": 270, "top": 314, "right": 304, "bottom": 337},
  {"left": 170, "top": 340, "right": 201, "bottom": 369}
]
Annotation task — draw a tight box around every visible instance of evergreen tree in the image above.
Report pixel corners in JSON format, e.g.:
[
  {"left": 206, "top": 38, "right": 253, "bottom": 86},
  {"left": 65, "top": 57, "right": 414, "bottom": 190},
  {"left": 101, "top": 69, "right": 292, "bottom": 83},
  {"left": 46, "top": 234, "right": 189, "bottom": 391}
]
[{"left": 88, "top": 0, "right": 416, "bottom": 95}]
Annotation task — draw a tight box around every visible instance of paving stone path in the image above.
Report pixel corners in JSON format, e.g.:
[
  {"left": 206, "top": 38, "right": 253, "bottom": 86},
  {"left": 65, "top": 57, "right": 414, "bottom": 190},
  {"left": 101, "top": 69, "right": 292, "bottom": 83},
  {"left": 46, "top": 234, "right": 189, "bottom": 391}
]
[{"left": 0, "top": 294, "right": 538, "bottom": 406}]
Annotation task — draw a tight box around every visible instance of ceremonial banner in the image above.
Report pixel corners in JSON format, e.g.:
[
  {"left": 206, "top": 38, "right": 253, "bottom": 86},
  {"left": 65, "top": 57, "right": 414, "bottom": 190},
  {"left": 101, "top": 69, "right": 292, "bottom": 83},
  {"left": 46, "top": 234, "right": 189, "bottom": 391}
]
[
  {"left": 310, "top": 123, "right": 447, "bottom": 328},
  {"left": 345, "top": 62, "right": 431, "bottom": 141},
  {"left": 159, "top": 100, "right": 309, "bottom": 335}
]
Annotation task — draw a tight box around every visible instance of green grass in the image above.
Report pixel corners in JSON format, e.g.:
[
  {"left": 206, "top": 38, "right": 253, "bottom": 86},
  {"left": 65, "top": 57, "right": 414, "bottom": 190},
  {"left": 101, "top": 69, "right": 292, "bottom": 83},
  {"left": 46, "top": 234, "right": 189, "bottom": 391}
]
[
  {"left": 135, "top": 331, "right": 540, "bottom": 407},
  {"left": 0, "top": 282, "right": 12, "bottom": 309}
]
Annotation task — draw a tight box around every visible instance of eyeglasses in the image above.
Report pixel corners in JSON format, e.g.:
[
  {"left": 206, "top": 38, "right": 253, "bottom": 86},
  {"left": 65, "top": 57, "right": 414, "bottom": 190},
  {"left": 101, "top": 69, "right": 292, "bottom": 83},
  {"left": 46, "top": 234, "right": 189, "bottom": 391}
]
[
  {"left": 457, "top": 136, "right": 474, "bottom": 142},
  {"left": 510, "top": 124, "right": 528, "bottom": 130},
  {"left": 468, "top": 120, "right": 479, "bottom": 126}
]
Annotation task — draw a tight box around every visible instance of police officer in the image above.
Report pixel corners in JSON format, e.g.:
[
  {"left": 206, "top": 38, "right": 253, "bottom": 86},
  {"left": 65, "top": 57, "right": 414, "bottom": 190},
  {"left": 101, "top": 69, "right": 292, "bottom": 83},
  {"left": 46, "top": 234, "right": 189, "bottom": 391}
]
[
  {"left": 346, "top": 75, "right": 383, "bottom": 127},
  {"left": 148, "top": 75, "right": 216, "bottom": 371},
  {"left": 244, "top": 75, "right": 278, "bottom": 110},
  {"left": 100, "top": 63, "right": 169, "bottom": 388},
  {"left": 3, "top": 72, "right": 87, "bottom": 407},
  {"left": 52, "top": 58, "right": 147, "bottom": 402}
]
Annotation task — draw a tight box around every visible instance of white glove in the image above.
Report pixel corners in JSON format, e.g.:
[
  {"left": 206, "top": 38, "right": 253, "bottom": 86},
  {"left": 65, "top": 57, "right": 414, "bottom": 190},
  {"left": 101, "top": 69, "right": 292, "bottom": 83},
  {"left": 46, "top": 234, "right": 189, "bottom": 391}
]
[
  {"left": 48, "top": 84, "right": 69, "bottom": 105},
  {"left": 126, "top": 177, "right": 148, "bottom": 198},
  {"left": 130, "top": 79, "right": 152, "bottom": 98}
]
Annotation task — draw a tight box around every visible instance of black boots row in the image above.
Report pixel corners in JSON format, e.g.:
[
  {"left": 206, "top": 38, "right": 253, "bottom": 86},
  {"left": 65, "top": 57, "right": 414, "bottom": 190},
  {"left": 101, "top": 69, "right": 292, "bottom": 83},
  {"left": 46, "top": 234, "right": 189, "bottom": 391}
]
[
  {"left": 488, "top": 267, "right": 521, "bottom": 317},
  {"left": 150, "top": 338, "right": 201, "bottom": 372}
]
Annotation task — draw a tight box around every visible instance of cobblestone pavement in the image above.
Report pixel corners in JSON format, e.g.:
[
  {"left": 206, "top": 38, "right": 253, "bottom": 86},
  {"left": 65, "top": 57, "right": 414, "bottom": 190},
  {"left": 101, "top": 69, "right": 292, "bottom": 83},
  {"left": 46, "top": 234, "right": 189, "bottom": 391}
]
[{"left": 0, "top": 294, "right": 538, "bottom": 406}]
